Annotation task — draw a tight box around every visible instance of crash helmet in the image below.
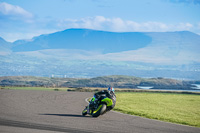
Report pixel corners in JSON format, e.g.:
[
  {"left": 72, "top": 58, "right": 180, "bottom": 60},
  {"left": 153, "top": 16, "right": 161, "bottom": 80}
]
[{"left": 108, "top": 87, "right": 114, "bottom": 92}]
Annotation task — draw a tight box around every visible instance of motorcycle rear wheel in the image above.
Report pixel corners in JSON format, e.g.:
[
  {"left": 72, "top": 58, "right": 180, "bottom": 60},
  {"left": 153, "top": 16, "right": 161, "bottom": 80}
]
[{"left": 92, "top": 104, "right": 106, "bottom": 117}]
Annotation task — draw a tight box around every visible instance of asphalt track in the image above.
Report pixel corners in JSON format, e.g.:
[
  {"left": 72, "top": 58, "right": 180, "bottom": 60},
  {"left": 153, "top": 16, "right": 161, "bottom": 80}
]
[{"left": 0, "top": 89, "right": 199, "bottom": 133}]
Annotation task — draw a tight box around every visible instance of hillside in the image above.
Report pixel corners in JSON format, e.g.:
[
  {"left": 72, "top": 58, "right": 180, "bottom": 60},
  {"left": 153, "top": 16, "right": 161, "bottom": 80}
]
[
  {"left": 0, "top": 37, "right": 12, "bottom": 55},
  {"left": 11, "top": 30, "right": 200, "bottom": 65},
  {"left": 103, "top": 31, "right": 200, "bottom": 64},
  {"left": 0, "top": 29, "right": 200, "bottom": 79},
  {"left": 10, "top": 29, "right": 200, "bottom": 65},
  {"left": 12, "top": 29, "right": 152, "bottom": 53},
  {"left": 0, "top": 75, "right": 199, "bottom": 90}
]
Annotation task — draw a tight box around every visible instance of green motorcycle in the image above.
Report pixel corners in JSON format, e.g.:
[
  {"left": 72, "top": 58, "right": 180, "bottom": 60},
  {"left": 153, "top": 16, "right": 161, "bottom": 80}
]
[{"left": 82, "top": 96, "right": 113, "bottom": 117}]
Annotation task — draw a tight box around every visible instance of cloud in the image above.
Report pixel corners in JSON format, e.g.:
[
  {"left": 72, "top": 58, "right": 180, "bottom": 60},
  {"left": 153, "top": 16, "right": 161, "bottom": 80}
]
[
  {"left": 0, "top": 14, "right": 197, "bottom": 42},
  {"left": 0, "top": 29, "right": 58, "bottom": 42},
  {"left": 56, "top": 16, "right": 194, "bottom": 32},
  {"left": 167, "top": 0, "right": 200, "bottom": 5},
  {"left": 198, "top": 22, "right": 200, "bottom": 29},
  {"left": 0, "top": 2, "right": 33, "bottom": 21}
]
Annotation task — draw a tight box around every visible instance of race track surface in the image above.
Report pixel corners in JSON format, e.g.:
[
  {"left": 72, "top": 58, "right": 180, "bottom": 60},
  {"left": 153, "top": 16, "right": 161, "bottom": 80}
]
[{"left": 0, "top": 89, "right": 199, "bottom": 133}]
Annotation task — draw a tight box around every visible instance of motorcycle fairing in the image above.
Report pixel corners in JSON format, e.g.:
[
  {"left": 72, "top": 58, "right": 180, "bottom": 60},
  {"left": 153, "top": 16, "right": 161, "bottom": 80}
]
[{"left": 101, "top": 97, "right": 113, "bottom": 106}]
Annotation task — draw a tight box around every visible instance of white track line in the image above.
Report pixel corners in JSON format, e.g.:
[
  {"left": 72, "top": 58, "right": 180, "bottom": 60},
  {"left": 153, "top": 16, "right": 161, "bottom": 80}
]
[{"left": 85, "top": 97, "right": 91, "bottom": 103}]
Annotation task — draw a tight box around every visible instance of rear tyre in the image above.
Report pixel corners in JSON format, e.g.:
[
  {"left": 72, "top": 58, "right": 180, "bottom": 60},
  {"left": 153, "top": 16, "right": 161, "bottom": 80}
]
[{"left": 92, "top": 104, "right": 106, "bottom": 117}]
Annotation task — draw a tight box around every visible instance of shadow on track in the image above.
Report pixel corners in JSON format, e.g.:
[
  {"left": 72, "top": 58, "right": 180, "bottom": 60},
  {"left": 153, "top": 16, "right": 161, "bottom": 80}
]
[
  {"left": 40, "top": 113, "right": 90, "bottom": 118},
  {"left": 0, "top": 118, "right": 93, "bottom": 133}
]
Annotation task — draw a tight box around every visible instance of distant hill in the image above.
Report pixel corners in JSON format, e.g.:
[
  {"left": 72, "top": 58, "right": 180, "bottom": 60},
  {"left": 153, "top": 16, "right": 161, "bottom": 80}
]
[
  {"left": 104, "top": 31, "right": 200, "bottom": 64},
  {"left": 10, "top": 29, "right": 200, "bottom": 64},
  {"left": 0, "top": 37, "right": 12, "bottom": 55},
  {"left": 12, "top": 29, "right": 152, "bottom": 53},
  {"left": 0, "top": 75, "right": 199, "bottom": 90},
  {"left": 0, "top": 29, "right": 200, "bottom": 79}
]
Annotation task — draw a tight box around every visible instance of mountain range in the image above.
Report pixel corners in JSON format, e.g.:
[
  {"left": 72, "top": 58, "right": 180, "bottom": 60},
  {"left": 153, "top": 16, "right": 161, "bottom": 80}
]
[
  {"left": 0, "top": 28, "right": 200, "bottom": 80},
  {"left": 12, "top": 29, "right": 152, "bottom": 53}
]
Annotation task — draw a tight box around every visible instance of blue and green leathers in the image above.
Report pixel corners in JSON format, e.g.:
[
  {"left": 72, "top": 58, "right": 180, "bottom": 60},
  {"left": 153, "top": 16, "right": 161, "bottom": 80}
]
[{"left": 91, "top": 97, "right": 95, "bottom": 102}]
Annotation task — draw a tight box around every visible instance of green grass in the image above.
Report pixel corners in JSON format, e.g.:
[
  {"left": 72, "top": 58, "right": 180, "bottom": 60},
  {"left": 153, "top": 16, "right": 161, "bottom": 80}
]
[{"left": 114, "top": 92, "right": 200, "bottom": 127}]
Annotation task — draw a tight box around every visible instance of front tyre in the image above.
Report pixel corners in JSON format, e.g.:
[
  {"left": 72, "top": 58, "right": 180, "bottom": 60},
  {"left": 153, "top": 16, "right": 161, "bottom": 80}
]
[
  {"left": 92, "top": 104, "right": 106, "bottom": 117},
  {"left": 82, "top": 107, "right": 87, "bottom": 116}
]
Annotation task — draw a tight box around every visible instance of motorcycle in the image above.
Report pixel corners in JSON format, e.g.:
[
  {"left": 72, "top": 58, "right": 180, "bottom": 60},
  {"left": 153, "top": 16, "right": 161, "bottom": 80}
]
[{"left": 82, "top": 95, "right": 113, "bottom": 117}]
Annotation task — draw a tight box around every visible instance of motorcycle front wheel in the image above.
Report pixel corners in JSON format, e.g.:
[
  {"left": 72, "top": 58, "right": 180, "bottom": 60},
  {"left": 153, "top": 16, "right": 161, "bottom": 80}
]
[{"left": 82, "top": 107, "right": 88, "bottom": 116}]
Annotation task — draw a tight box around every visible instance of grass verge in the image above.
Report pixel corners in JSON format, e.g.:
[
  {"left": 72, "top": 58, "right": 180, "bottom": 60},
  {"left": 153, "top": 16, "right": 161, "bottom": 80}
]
[{"left": 114, "top": 92, "right": 200, "bottom": 127}]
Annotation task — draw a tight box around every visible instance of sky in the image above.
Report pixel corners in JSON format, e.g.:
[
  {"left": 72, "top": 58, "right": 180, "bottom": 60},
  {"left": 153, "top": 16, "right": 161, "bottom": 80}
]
[{"left": 0, "top": 0, "right": 200, "bottom": 42}]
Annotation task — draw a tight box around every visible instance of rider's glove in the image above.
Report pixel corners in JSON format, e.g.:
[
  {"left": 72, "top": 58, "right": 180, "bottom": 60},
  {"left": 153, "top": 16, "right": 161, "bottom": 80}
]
[{"left": 94, "top": 94, "right": 100, "bottom": 99}]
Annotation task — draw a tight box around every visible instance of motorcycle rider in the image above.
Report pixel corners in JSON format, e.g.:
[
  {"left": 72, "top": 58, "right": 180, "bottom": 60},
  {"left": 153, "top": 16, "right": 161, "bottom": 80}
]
[{"left": 91, "top": 87, "right": 116, "bottom": 111}]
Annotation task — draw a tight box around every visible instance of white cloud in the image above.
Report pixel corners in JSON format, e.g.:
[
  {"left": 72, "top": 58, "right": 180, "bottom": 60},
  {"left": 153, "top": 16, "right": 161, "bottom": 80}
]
[
  {"left": 174, "top": 22, "right": 193, "bottom": 31},
  {"left": 167, "top": 0, "right": 200, "bottom": 5},
  {"left": 197, "top": 22, "right": 200, "bottom": 29},
  {"left": 56, "top": 16, "right": 194, "bottom": 33},
  {"left": 0, "top": 15, "right": 198, "bottom": 42},
  {"left": 0, "top": 2, "right": 33, "bottom": 21},
  {"left": 0, "top": 29, "right": 58, "bottom": 42}
]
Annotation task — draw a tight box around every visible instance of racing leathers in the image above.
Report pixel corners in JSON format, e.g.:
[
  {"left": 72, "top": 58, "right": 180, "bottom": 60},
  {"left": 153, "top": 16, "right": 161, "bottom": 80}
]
[{"left": 94, "top": 90, "right": 116, "bottom": 111}]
